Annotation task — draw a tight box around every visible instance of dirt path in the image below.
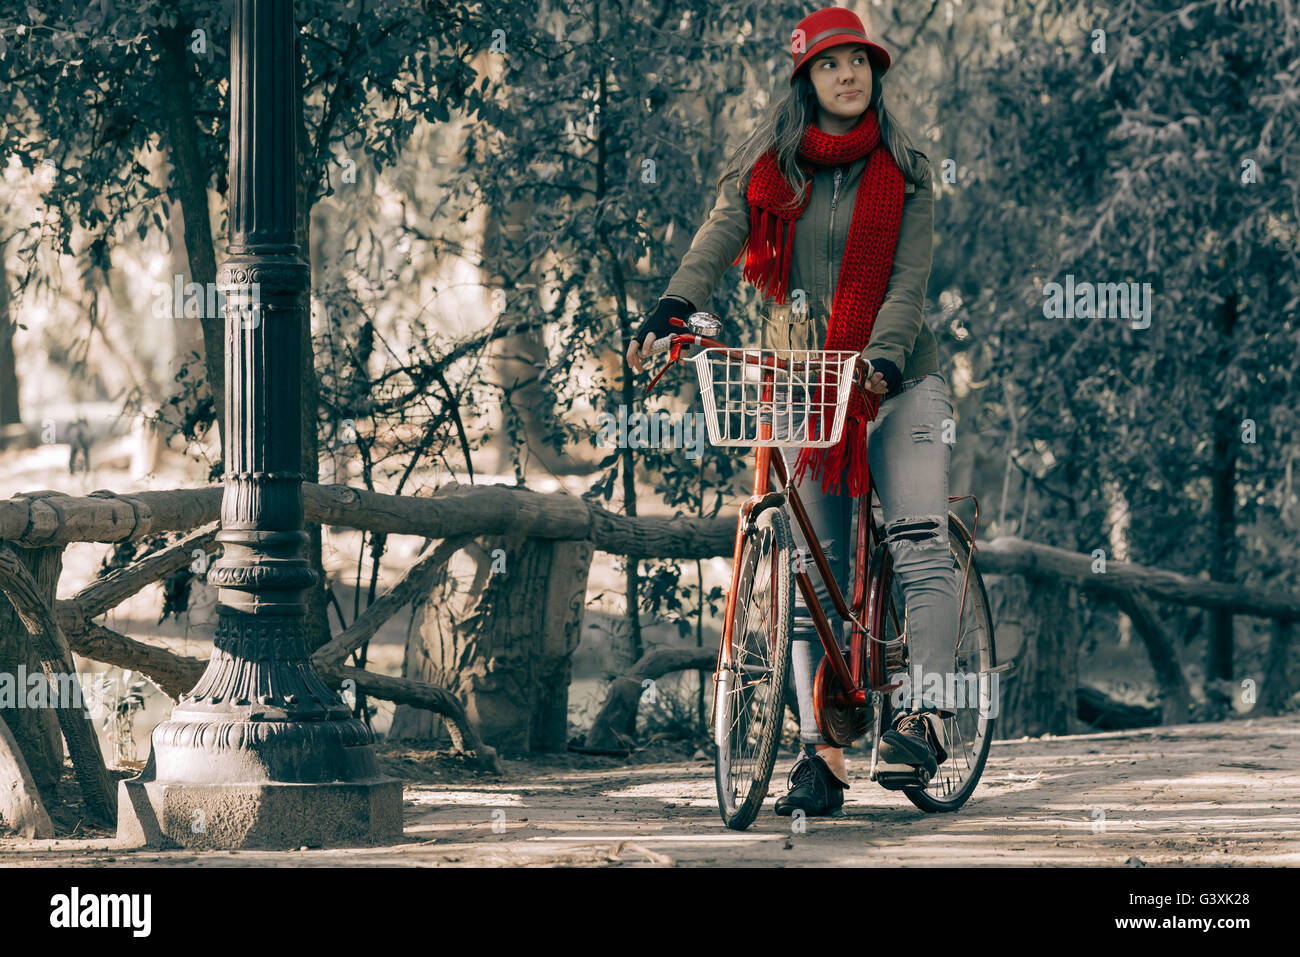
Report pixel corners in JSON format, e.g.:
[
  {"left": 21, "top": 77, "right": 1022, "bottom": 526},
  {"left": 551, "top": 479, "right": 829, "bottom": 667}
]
[{"left": 2, "top": 716, "right": 1298, "bottom": 866}]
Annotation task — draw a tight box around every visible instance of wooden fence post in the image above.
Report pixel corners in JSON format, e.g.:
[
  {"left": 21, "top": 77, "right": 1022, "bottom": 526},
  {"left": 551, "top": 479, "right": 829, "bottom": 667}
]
[
  {"left": 0, "top": 544, "right": 116, "bottom": 825},
  {"left": 0, "top": 541, "right": 65, "bottom": 801},
  {"left": 999, "top": 573, "right": 1082, "bottom": 738},
  {"left": 1259, "top": 619, "right": 1294, "bottom": 714},
  {"left": 391, "top": 536, "right": 593, "bottom": 753},
  {"left": 0, "top": 713, "right": 53, "bottom": 838},
  {"left": 532, "top": 539, "right": 594, "bottom": 751}
]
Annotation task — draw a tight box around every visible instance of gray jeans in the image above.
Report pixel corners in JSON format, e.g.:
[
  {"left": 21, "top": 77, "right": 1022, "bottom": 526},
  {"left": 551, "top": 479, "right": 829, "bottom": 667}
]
[{"left": 783, "top": 372, "right": 959, "bottom": 745}]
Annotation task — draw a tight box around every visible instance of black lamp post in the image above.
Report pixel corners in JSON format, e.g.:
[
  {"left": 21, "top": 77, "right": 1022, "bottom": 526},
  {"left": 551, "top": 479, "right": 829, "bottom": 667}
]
[{"left": 118, "top": 0, "right": 401, "bottom": 848}]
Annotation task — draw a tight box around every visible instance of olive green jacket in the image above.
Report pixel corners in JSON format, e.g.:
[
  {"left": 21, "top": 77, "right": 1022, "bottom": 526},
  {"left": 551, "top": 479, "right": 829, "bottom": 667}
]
[{"left": 662, "top": 148, "right": 938, "bottom": 381}]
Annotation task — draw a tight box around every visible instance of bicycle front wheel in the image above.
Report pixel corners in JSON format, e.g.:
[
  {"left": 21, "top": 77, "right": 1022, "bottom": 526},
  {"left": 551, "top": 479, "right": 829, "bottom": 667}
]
[{"left": 714, "top": 505, "right": 793, "bottom": 831}]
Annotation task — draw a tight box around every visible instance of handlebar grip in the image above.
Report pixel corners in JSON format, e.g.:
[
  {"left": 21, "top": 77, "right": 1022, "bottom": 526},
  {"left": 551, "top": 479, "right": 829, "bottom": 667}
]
[{"left": 646, "top": 334, "right": 676, "bottom": 357}]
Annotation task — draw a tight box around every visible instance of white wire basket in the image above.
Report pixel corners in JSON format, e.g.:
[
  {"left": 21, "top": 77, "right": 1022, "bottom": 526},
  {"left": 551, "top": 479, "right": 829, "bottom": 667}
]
[{"left": 691, "top": 348, "right": 860, "bottom": 448}]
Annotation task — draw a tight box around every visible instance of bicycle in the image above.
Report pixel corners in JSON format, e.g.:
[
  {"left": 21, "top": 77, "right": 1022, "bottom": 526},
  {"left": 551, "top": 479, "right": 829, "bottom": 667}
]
[{"left": 643, "top": 312, "right": 1006, "bottom": 831}]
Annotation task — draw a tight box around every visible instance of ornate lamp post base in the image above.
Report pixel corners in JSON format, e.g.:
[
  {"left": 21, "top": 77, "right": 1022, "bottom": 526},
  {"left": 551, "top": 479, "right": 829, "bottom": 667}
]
[
  {"left": 117, "top": 610, "right": 404, "bottom": 849},
  {"left": 118, "top": 673, "right": 402, "bottom": 848}
]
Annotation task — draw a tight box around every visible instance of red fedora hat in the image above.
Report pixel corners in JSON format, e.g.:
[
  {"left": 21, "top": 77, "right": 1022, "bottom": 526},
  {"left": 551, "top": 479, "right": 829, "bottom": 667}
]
[{"left": 789, "top": 6, "right": 891, "bottom": 84}]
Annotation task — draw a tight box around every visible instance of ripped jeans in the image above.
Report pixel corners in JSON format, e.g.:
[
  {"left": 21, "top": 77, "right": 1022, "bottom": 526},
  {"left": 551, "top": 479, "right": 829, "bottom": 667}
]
[{"left": 784, "top": 371, "right": 959, "bottom": 745}]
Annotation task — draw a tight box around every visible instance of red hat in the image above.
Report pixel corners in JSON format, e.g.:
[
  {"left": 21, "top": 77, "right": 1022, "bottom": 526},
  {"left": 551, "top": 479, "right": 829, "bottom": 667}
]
[{"left": 789, "top": 7, "right": 891, "bottom": 84}]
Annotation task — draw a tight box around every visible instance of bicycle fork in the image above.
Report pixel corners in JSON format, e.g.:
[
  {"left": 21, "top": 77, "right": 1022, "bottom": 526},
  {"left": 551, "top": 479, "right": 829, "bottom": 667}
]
[{"left": 713, "top": 445, "right": 780, "bottom": 731}]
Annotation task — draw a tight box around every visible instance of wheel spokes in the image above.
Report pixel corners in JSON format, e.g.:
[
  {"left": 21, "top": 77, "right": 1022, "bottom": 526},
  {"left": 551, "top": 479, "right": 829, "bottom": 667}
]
[
  {"left": 885, "top": 535, "right": 993, "bottom": 803},
  {"left": 721, "top": 525, "right": 780, "bottom": 805}
]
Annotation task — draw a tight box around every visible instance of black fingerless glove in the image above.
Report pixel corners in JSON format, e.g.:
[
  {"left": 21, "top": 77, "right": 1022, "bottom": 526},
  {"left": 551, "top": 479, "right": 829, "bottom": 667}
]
[
  {"left": 633, "top": 296, "right": 696, "bottom": 349},
  {"left": 865, "top": 356, "right": 903, "bottom": 397}
]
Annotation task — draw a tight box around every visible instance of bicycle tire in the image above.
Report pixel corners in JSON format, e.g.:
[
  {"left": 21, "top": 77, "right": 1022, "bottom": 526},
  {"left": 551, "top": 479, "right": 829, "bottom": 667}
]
[
  {"left": 714, "top": 505, "right": 793, "bottom": 831},
  {"left": 869, "top": 512, "right": 997, "bottom": 813}
]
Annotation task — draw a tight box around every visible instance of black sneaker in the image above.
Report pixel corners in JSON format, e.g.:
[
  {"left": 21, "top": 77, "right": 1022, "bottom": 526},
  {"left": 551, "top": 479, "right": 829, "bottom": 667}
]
[
  {"left": 774, "top": 751, "right": 846, "bottom": 817},
  {"left": 878, "top": 710, "right": 947, "bottom": 777}
]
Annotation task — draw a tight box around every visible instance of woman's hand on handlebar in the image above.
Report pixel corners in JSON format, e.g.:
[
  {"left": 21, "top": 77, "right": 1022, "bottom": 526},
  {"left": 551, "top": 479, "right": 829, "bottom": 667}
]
[
  {"left": 861, "top": 355, "right": 902, "bottom": 396},
  {"left": 628, "top": 295, "right": 695, "bottom": 374},
  {"left": 863, "top": 365, "right": 888, "bottom": 395}
]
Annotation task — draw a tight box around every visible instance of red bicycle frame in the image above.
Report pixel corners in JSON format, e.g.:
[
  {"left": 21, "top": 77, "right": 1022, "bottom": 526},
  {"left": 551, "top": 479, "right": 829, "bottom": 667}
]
[{"left": 643, "top": 334, "right": 982, "bottom": 722}]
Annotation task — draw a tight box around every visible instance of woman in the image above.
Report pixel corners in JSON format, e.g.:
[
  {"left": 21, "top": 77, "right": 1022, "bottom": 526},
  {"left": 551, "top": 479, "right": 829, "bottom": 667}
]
[{"left": 628, "top": 6, "right": 960, "bottom": 818}]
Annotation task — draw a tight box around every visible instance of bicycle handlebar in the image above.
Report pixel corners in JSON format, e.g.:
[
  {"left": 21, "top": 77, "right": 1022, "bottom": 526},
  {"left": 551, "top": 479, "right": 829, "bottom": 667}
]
[{"left": 641, "top": 332, "right": 874, "bottom": 398}]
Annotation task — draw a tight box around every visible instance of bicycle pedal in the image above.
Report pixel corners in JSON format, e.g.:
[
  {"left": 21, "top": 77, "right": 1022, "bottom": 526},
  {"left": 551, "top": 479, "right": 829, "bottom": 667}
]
[{"left": 875, "top": 765, "right": 932, "bottom": 791}]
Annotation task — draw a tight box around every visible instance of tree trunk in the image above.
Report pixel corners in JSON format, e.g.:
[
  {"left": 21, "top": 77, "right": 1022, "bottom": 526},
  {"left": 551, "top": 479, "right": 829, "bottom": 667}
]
[
  {"left": 531, "top": 539, "right": 594, "bottom": 750},
  {"left": 0, "top": 239, "right": 22, "bottom": 439},
  {"left": 0, "top": 544, "right": 65, "bottom": 802},
  {"left": 1207, "top": 291, "right": 1239, "bottom": 698},
  {"left": 155, "top": 24, "right": 224, "bottom": 446},
  {"left": 1110, "top": 586, "right": 1190, "bottom": 724},
  {"left": 295, "top": 34, "right": 330, "bottom": 652},
  {"left": 0, "top": 714, "right": 53, "bottom": 838},
  {"left": 391, "top": 536, "right": 592, "bottom": 753},
  {"left": 998, "top": 574, "right": 1082, "bottom": 738},
  {"left": 481, "top": 200, "right": 599, "bottom": 477},
  {"left": 591, "top": 4, "right": 642, "bottom": 665}
]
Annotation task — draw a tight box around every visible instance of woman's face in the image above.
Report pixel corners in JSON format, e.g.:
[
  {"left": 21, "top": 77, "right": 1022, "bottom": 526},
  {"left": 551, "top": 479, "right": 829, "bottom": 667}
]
[{"left": 807, "top": 44, "right": 874, "bottom": 124}]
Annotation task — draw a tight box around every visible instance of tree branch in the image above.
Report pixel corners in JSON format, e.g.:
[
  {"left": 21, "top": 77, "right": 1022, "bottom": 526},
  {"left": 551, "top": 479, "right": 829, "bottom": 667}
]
[{"left": 313, "top": 534, "right": 473, "bottom": 669}]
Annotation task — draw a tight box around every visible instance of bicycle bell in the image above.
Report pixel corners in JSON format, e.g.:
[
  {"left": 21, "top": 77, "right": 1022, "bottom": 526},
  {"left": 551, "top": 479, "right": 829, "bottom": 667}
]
[{"left": 687, "top": 312, "right": 723, "bottom": 337}]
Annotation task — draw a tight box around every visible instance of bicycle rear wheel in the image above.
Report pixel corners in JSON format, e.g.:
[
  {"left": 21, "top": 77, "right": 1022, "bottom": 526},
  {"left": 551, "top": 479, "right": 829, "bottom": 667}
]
[
  {"left": 714, "top": 506, "right": 793, "bottom": 830},
  {"left": 870, "top": 513, "right": 996, "bottom": 812}
]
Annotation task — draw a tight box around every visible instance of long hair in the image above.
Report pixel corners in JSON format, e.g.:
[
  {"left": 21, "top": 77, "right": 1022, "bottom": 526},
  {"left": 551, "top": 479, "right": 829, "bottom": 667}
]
[{"left": 718, "top": 59, "right": 925, "bottom": 212}]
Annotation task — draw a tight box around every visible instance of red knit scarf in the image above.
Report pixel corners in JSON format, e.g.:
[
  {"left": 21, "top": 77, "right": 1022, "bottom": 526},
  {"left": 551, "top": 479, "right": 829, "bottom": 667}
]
[{"left": 734, "top": 107, "right": 904, "bottom": 497}]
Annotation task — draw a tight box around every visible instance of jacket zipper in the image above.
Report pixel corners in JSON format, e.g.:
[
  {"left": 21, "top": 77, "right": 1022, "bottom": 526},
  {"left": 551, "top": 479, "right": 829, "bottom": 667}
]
[{"left": 828, "top": 166, "right": 843, "bottom": 307}]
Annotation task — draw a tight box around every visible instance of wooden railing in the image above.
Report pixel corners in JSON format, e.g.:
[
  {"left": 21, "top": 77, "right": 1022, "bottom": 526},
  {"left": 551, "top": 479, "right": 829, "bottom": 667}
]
[
  {"left": 0, "top": 481, "right": 731, "bottom": 834},
  {"left": 1, "top": 483, "right": 1295, "bottom": 835}
]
